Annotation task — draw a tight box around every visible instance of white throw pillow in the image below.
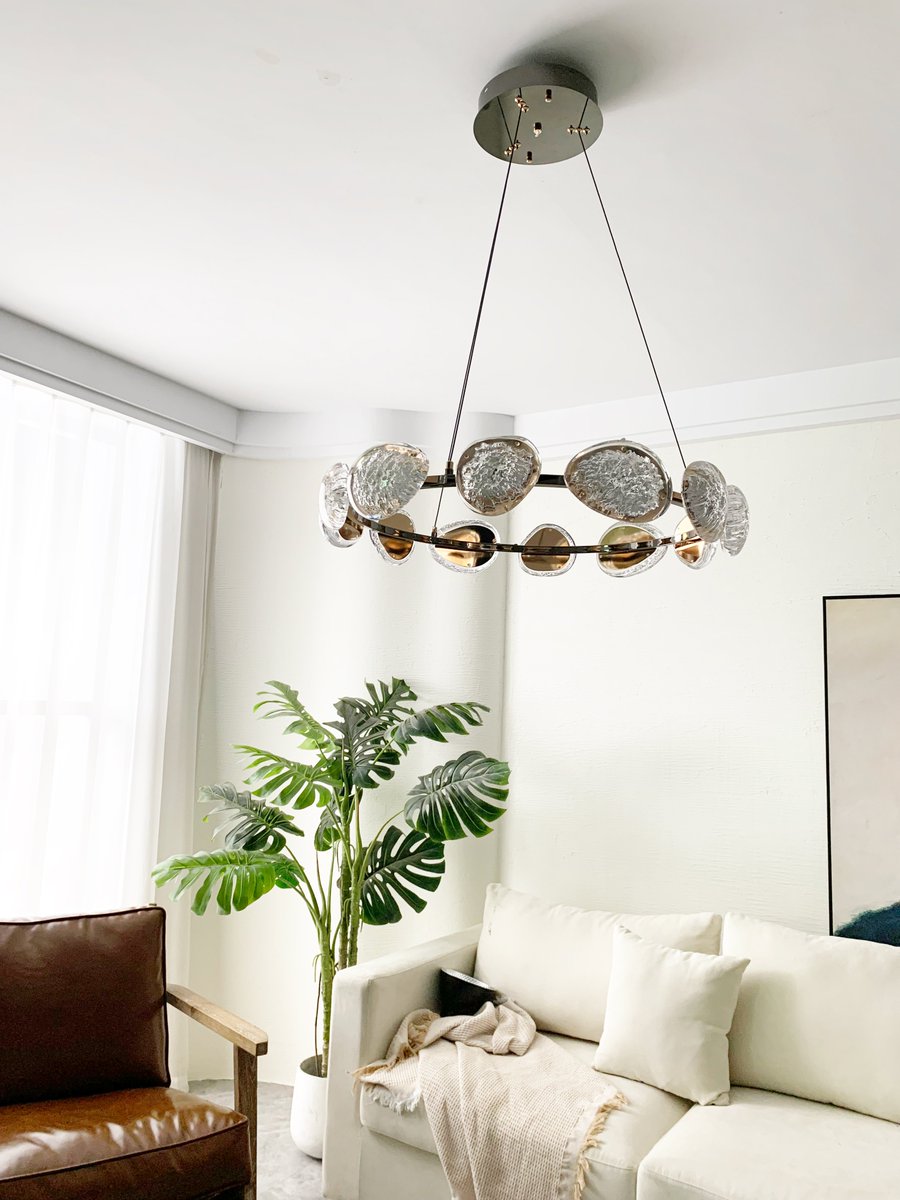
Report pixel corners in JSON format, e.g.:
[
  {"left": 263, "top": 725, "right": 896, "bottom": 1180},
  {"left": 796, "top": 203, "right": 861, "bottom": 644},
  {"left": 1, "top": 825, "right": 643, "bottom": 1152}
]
[
  {"left": 475, "top": 884, "right": 722, "bottom": 1041},
  {"left": 723, "top": 912, "right": 900, "bottom": 1123},
  {"left": 593, "top": 926, "right": 749, "bottom": 1105}
]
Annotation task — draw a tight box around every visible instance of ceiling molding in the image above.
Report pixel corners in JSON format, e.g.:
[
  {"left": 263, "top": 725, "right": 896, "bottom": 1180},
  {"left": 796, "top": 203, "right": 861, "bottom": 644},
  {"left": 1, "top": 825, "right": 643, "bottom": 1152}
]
[
  {"left": 3, "top": 309, "right": 900, "bottom": 462},
  {"left": 235, "top": 407, "right": 515, "bottom": 460},
  {"left": 516, "top": 357, "right": 900, "bottom": 461},
  {"left": 0, "top": 309, "right": 238, "bottom": 453}
]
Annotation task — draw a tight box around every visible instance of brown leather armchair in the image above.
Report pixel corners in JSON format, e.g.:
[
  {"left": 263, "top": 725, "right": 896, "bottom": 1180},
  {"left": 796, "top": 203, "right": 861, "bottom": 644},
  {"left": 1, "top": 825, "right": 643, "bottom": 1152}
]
[{"left": 0, "top": 906, "right": 268, "bottom": 1200}]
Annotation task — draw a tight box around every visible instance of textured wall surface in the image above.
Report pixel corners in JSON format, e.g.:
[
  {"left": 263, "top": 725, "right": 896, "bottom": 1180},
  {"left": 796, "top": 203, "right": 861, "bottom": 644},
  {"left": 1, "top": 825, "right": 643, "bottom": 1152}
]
[
  {"left": 189, "top": 418, "right": 900, "bottom": 1081},
  {"left": 189, "top": 456, "right": 509, "bottom": 1082},
  {"left": 499, "top": 418, "right": 900, "bottom": 934}
]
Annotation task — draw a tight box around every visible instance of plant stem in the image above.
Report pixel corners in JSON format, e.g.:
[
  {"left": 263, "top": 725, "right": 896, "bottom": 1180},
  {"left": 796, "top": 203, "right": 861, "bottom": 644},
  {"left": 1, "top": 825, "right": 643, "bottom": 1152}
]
[
  {"left": 348, "top": 890, "right": 360, "bottom": 967},
  {"left": 348, "top": 867, "right": 362, "bottom": 968},
  {"left": 283, "top": 847, "right": 322, "bottom": 924},
  {"left": 346, "top": 786, "right": 373, "bottom": 966},
  {"left": 319, "top": 934, "right": 335, "bottom": 1076},
  {"left": 338, "top": 846, "right": 351, "bottom": 970},
  {"left": 313, "top": 972, "right": 321, "bottom": 1069}
]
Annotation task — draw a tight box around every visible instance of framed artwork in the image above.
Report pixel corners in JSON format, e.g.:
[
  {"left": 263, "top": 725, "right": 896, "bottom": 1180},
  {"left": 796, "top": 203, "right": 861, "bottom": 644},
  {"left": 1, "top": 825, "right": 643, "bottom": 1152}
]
[{"left": 823, "top": 595, "right": 900, "bottom": 944}]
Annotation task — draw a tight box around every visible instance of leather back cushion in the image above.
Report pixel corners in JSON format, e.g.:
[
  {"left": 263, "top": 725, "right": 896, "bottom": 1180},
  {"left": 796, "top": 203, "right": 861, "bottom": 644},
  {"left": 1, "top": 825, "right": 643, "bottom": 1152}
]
[
  {"left": 474, "top": 884, "right": 722, "bottom": 1041},
  {"left": 724, "top": 912, "right": 900, "bottom": 1123},
  {"left": 0, "top": 907, "right": 170, "bottom": 1104}
]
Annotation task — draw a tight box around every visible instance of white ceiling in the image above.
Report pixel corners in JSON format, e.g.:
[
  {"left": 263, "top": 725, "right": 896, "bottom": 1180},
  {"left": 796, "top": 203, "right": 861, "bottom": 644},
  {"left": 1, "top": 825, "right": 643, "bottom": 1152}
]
[{"left": 1, "top": 0, "right": 899, "bottom": 417}]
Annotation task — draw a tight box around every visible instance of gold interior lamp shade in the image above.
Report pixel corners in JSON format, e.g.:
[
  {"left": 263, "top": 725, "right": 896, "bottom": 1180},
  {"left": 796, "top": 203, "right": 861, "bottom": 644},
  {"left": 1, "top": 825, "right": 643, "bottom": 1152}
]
[{"left": 318, "top": 62, "right": 750, "bottom": 578}]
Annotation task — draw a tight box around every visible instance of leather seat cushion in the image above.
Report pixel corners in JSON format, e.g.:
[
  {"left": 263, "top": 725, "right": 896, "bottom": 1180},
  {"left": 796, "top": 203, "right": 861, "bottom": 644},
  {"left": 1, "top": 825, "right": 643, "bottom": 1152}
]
[
  {"left": 360, "top": 1031, "right": 690, "bottom": 1200},
  {"left": 0, "top": 907, "right": 170, "bottom": 1105},
  {"left": 0, "top": 1087, "right": 250, "bottom": 1200}
]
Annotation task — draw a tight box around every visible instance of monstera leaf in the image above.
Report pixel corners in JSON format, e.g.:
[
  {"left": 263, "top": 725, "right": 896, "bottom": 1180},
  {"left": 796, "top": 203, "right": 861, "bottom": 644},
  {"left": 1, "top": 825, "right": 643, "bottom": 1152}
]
[
  {"left": 405, "top": 750, "right": 510, "bottom": 841},
  {"left": 201, "top": 782, "right": 302, "bottom": 852},
  {"left": 330, "top": 679, "right": 420, "bottom": 785},
  {"left": 253, "top": 681, "right": 334, "bottom": 749},
  {"left": 152, "top": 849, "right": 304, "bottom": 915},
  {"left": 344, "top": 678, "right": 417, "bottom": 724},
  {"left": 360, "top": 826, "right": 445, "bottom": 925},
  {"left": 327, "top": 700, "right": 401, "bottom": 791},
  {"left": 236, "top": 745, "right": 336, "bottom": 808},
  {"left": 313, "top": 802, "right": 343, "bottom": 851},
  {"left": 391, "top": 701, "right": 488, "bottom": 752}
]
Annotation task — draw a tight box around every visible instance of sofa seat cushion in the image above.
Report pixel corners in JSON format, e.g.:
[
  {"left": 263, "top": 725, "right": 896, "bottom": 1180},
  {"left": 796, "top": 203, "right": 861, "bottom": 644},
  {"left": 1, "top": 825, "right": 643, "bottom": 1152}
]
[
  {"left": 360, "top": 1032, "right": 690, "bottom": 1200},
  {"left": 0, "top": 1087, "right": 250, "bottom": 1200},
  {"left": 637, "top": 1087, "right": 900, "bottom": 1200}
]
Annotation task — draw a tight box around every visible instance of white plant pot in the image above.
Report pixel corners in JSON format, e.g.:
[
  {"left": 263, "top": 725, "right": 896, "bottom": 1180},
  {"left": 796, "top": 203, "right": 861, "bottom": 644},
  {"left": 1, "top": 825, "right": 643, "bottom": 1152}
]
[{"left": 290, "top": 1055, "right": 327, "bottom": 1159}]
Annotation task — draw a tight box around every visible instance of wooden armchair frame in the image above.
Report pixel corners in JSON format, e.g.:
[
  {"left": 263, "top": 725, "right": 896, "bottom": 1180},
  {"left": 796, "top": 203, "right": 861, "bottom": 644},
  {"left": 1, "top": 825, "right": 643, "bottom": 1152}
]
[{"left": 167, "top": 984, "right": 268, "bottom": 1200}]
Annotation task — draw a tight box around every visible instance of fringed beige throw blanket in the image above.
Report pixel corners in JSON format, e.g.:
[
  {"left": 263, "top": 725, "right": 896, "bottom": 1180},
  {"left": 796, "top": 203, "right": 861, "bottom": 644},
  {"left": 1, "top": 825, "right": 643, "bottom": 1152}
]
[{"left": 356, "top": 1002, "right": 625, "bottom": 1200}]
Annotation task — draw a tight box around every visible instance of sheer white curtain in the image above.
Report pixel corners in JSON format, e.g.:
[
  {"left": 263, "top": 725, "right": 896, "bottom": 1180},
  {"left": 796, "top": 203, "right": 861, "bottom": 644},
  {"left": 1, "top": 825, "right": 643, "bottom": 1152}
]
[
  {"left": 158, "top": 440, "right": 220, "bottom": 1087},
  {"left": 0, "top": 375, "right": 216, "bottom": 923}
]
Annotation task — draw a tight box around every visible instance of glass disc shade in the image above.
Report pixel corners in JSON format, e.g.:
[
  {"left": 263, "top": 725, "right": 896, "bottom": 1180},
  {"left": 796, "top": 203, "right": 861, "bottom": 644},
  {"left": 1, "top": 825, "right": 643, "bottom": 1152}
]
[
  {"left": 349, "top": 443, "right": 429, "bottom": 519},
  {"left": 681, "top": 461, "right": 727, "bottom": 542},
  {"left": 565, "top": 441, "right": 672, "bottom": 522},
  {"left": 430, "top": 522, "right": 498, "bottom": 574},
  {"left": 519, "top": 525, "right": 574, "bottom": 577},
  {"left": 370, "top": 511, "right": 415, "bottom": 564},
  {"left": 674, "top": 516, "right": 717, "bottom": 570},
  {"left": 722, "top": 484, "right": 750, "bottom": 556},
  {"left": 319, "top": 462, "right": 363, "bottom": 548},
  {"left": 457, "top": 436, "right": 541, "bottom": 516},
  {"left": 598, "top": 523, "right": 666, "bottom": 578}
]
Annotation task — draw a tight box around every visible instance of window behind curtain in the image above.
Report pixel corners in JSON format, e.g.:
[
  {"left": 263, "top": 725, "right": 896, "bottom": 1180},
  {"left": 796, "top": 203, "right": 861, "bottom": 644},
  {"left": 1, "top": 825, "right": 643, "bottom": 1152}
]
[{"left": 0, "top": 375, "right": 186, "bottom": 917}]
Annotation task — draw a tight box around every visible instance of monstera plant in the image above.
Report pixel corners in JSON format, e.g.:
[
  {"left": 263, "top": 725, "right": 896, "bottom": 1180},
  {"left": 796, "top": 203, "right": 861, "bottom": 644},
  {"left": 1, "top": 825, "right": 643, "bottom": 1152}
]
[{"left": 153, "top": 679, "right": 510, "bottom": 1077}]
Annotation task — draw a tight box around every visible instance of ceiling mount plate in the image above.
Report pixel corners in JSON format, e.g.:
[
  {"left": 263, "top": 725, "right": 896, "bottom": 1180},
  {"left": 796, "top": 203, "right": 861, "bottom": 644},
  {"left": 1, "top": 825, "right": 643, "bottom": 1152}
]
[{"left": 473, "top": 63, "right": 603, "bottom": 166}]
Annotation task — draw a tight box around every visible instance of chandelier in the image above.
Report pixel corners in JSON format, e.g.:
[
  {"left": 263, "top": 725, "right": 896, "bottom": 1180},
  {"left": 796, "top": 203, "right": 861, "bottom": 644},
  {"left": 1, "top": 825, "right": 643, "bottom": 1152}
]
[{"left": 319, "top": 63, "right": 749, "bottom": 578}]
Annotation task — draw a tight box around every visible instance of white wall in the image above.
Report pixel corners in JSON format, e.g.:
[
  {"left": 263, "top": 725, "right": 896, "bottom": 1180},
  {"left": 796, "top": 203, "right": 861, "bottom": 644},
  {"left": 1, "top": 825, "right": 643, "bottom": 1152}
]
[
  {"left": 500, "top": 417, "right": 900, "bottom": 934},
  {"left": 187, "top": 412, "right": 900, "bottom": 1083},
  {"left": 188, "top": 455, "right": 509, "bottom": 1082}
]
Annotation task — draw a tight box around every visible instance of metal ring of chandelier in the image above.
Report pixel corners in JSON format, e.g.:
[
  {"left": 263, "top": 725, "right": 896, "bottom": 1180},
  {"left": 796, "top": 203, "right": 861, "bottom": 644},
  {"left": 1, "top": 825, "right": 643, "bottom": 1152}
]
[
  {"left": 318, "top": 63, "right": 750, "bottom": 578},
  {"left": 320, "top": 444, "right": 747, "bottom": 577}
]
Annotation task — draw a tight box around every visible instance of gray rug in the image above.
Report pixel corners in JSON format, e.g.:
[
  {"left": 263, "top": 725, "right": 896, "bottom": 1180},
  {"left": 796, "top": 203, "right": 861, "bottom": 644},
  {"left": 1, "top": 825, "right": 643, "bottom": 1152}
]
[{"left": 191, "top": 1079, "right": 323, "bottom": 1200}]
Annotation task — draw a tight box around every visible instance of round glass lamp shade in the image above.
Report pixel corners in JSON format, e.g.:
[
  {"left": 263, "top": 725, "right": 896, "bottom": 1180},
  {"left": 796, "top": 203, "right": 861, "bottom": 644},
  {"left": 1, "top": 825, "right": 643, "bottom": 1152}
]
[
  {"left": 674, "top": 516, "right": 717, "bottom": 570},
  {"left": 456, "top": 436, "right": 541, "bottom": 516},
  {"left": 430, "top": 522, "right": 499, "bottom": 573},
  {"left": 565, "top": 441, "right": 672, "bottom": 523},
  {"left": 349, "top": 443, "right": 429, "bottom": 519},
  {"left": 681, "top": 461, "right": 727, "bottom": 543},
  {"left": 519, "top": 525, "right": 575, "bottom": 576},
  {"left": 319, "top": 462, "right": 363, "bottom": 548},
  {"left": 370, "top": 511, "right": 416, "bottom": 564},
  {"left": 597, "top": 522, "right": 667, "bottom": 578},
  {"left": 722, "top": 484, "right": 750, "bottom": 556}
]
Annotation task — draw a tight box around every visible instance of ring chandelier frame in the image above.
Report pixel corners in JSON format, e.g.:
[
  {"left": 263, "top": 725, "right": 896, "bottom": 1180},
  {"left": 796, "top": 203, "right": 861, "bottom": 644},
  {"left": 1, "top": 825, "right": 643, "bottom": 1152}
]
[{"left": 319, "top": 63, "right": 749, "bottom": 578}]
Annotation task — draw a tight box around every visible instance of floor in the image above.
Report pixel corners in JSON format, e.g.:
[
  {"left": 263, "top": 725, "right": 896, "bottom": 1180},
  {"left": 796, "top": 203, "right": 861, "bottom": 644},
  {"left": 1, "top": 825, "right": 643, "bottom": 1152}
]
[{"left": 191, "top": 1080, "right": 323, "bottom": 1200}]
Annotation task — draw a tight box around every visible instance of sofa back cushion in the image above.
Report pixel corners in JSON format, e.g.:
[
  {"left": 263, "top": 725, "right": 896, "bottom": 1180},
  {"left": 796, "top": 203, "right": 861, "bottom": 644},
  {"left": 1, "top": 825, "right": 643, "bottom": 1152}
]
[
  {"left": 723, "top": 912, "right": 900, "bottom": 1123},
  {"left": 0, "top": 907, "right": 170, "bottom": 1105},
  {"left": 474, "top": 884, "right": 722, "bottom": 1041}
]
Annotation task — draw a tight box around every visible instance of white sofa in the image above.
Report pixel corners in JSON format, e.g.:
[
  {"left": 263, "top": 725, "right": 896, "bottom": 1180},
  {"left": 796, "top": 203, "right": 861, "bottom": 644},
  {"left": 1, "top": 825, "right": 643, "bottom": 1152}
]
[{"left": 323, "top": 885, "right": 900, "bottom": 1200}]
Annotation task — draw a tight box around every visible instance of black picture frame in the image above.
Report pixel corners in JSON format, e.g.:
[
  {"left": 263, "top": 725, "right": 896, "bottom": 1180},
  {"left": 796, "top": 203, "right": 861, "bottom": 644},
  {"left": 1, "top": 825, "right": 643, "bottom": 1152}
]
[{"left": 823, "top": 593, "right": 900, "bottom": 940}]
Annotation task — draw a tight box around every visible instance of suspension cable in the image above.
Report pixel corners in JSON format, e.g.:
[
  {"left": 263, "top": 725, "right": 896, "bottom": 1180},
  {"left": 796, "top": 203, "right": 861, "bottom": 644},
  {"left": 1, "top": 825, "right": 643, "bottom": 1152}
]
[
  {"left": 432, "top": 101, "right": 523, "bottom": 533},
  {"left": 577, "top": 132, "right": 687, "bottom": 470}
]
